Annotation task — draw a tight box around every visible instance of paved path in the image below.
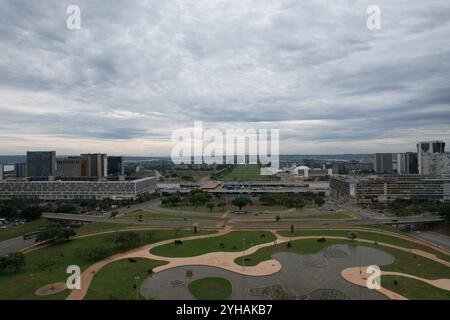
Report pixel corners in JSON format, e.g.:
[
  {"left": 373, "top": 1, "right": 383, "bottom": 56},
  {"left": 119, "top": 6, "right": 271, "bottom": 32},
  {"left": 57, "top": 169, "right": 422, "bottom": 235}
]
[
  {"left": 341, "top": 267, "right": 450, "bottom": 300},
  {"left": 65, "top": 227, "right": 450, "bottom": 300}
]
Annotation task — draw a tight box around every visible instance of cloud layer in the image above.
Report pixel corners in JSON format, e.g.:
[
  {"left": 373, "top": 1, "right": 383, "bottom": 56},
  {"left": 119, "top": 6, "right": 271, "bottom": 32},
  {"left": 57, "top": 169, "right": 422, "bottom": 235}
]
[{"left": 0, "top": 0, "right": 449, "bottom": 155}]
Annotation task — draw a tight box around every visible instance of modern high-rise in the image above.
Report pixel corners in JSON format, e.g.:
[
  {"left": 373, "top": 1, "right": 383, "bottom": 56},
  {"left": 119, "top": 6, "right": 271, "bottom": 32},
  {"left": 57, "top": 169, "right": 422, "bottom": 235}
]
[
  {"left": 14, "top": 163, "right": 28, "bottom": 178},
  {"left": 80, "top": 154, "right": 107, "bottom": 177},
  {"left": 107, "top": 156, "right": 124, "bottom": 176},
  {"left": 417, "top": 141, "right": 450, "bottom": 175},
  {"left": 56, "top": 156, "right": 81, "bottom": 176},
  {"left": 0, "top": 164, "right": 3, "bottom": 180},
  {"left": 26, "top": 151, "right": 56, "bottom": 177},
  {"left": 374, "top": 153, "right": 393, "bottom": 174},
  {"left": 397, "top": 152, "right": 418, "bottom": 174}
]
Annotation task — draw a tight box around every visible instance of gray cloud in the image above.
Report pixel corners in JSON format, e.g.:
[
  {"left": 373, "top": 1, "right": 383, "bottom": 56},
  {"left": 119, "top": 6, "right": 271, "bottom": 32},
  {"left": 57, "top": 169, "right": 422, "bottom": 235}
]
[{"left": 0, "top": 0, "right": 449, "bottom": 155}]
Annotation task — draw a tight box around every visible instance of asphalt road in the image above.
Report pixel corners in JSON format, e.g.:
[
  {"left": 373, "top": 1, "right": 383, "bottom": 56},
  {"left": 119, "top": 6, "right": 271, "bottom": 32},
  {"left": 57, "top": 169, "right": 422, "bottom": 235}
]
[
  {"left": 411, "top": 231, "right": 450, "bottom": 251},
  {"left": 0, "top": 236, "right": 37, "bottom": 256}
]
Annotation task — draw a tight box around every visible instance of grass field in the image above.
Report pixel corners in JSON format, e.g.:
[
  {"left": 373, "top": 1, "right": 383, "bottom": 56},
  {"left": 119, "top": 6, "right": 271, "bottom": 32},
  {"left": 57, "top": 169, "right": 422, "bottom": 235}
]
[
  {"left": 75, "top": 222, "right": 138, "bottom": 236},
  {"left": 0, "top": 229, "right": 213, "bottom": 300},
  {"left": 382, "top": 275, "right": 450, "bottom": 300},
  {"left": 220, "top": 165, "right": 280, "bottom": 181},
  {"left": 160, "top": 205, "right": 228, "bottom": 213},
  {"left": 0, "top": 219, "right": 51, "bottom": 242},
  {"left": 188, "top": 277, "right": 232, "bottom": 300},
  {"left": 163, "top": 170, "right": 213, "bottom": 182},
  {"left": 85, "top": 258, "right": 168, "bottom": 300},
  {"left": 260, "top": 212, "right": 353, "bottom": 221},
  {"left": 150, "top": 231, "right": 276, "bottom": 258},
  {"left": 122, "top": 210, "right": 223, "bottom": 221}
]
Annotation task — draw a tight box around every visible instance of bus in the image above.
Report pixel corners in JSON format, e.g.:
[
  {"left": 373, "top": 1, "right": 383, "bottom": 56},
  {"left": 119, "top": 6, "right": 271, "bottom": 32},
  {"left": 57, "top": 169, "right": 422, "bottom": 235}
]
[{"left": 23, "top": 231, "right": 40, "bottom": 240}]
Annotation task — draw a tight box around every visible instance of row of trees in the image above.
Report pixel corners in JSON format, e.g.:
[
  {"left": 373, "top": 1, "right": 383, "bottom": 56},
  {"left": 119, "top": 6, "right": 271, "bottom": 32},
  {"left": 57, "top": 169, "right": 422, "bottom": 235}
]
[
  {"left": 161, "top": 190, "right": 213, "bottom": 207},
  {"left": 388, "top": 200, "right": 450, "bottom": 219},
  {"left": 36, "top": 223, "right": 76, "bottom": 243},
  {"left": 259, "top": 192, "right": 325, "bottom": 208},
  {"left": 0, "top": 203, "right": 43, "bottom": 221}
]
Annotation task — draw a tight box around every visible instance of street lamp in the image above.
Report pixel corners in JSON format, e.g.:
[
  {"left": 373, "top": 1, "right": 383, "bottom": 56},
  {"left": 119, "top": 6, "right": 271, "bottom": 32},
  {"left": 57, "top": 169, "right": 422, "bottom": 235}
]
[
  {"left": 242, "top": 237, "right": 246, "bottom": 299},
  {"left": 134, "top": 275, "right": 140, "bottom": 300}
]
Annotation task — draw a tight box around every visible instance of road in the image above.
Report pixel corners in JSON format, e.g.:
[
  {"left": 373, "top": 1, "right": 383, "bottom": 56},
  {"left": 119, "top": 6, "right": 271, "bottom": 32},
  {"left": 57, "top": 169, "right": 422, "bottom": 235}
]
[
  {"left": 411, "top": 231, "right": 450, "bottom": 251},
  {"left": 0, "top": 236, "right": 37, "bottom": 256}
]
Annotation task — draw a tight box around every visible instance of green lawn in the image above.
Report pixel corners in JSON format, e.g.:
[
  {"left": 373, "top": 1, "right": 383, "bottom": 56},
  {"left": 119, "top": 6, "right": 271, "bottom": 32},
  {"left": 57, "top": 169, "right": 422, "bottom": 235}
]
[
  {"left": 188, "top": 277, "right": 232, "bottom": 300},
  {"left": 163, "top": 170, "right": 213, "bottom": 182},
  {"left": 0, "top": 229, "right": 214, "bottom": 300},
  {"left": 220, "top": 165, "right": 280, "bottom": 181},
  {"left": 0, "top": 219, "right": 51, "bottom": 242},
  {"left": 277, "top": 229, "right": 450, "bottom": 262},
  {"left": 150, "top": 231, "right": 277, "bottom": 258},
  {"left": 75, "top": 222, "right": 138, "bottom": 236},
  {"left": 85, "top": 258, "right": 168, "bottom": 300},
  {"left": 270, "top": 212, "right": 353, "bottom": 221},
  {"left": 159, "top": 204, "right": 228, "bottom": 213},
  {"left": 123, "top": 210, "right": 223, "bottom": 221},
  {"left": 382, "top": 275, "right": 450, "bottom": 300}
]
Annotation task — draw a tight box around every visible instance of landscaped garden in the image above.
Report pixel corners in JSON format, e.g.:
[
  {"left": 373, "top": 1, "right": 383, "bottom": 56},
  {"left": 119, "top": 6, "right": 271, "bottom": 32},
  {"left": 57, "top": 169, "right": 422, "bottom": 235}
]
[{"left": 0, "top": 229, "right": 214, "bottom": 300}]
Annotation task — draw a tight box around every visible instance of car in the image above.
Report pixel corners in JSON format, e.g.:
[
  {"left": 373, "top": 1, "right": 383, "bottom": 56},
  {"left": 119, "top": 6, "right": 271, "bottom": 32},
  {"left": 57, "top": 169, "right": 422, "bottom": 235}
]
[{"left": 413, "top": 230, "right": 421, "bottom": 234}]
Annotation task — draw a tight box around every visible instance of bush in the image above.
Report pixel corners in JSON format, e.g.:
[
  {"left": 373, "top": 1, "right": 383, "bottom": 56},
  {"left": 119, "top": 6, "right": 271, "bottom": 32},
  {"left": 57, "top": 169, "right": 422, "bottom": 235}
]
[
  {"left": 21, "top": 205, "right": 43, "bottom": 221},
  {"left": 0, "top": 252, "right": 26, "bottom": 273}
]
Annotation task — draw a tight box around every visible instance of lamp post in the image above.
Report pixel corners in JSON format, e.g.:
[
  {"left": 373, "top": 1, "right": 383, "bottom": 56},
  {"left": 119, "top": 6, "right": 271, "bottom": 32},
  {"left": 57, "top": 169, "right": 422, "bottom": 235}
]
[
  {"left": 134, "top": 275, "right": 140, "bottom": 300},
  {"left": 243, "top": 237, "right": 246, "bottom": 299}
]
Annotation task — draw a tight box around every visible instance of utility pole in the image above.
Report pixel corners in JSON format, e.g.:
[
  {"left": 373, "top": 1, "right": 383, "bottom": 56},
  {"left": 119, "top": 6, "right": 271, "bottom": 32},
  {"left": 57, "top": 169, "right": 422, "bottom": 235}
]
[{"left": 134, "top": 275, "right": 140, "bottom": 300}]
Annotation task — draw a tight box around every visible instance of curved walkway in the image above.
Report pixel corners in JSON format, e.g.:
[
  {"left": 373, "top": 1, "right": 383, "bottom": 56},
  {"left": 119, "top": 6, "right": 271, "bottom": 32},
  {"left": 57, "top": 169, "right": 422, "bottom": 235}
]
[
  {"left": 341, "top": 267, "right": 450, "bottom": 300},
  {"left": 66, "top": 227, "right": 450, "bottom": 300}
]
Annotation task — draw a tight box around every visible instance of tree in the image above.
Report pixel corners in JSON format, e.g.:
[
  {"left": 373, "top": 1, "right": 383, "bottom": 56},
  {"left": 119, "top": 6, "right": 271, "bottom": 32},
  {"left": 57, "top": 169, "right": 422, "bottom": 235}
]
[
  {"left": 188, "top": 190, "right": 211, "bottom": 207},
  {"left": 61, "top": 227, "right": 76, "bottom": 241},
  {"left": 347, "top": 232, "right": 357, "bottom": 241},
  {"left": 56, "top": 203, "right": 77, "bottom": 213},
  {"left": 206, "top": 202, "right": 215, "bottom": 213},
  {"left": 0, "top": 252, "right": 26, "bottom": 273},
  {"left": 36, "top": 223, "right": 76, "bottom": 243},
  {"left": 314, "top": 197, "right": 326, "bottom": 206},
  {"left": 21, "top": 205, "right": 43, "bottom": 221},
  {"left": 232, "top": 197, "right": 252, "bottom": 210},
  {"left": 217, "top": 201, "right": 226, "bottom": 211}
]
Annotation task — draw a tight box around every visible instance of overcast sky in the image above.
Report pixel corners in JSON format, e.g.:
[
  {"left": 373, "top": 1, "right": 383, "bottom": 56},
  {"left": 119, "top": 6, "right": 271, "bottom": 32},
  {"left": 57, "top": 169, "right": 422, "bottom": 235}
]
[{"left": 0, "top": 0, "right": 449, "bottom": 156}]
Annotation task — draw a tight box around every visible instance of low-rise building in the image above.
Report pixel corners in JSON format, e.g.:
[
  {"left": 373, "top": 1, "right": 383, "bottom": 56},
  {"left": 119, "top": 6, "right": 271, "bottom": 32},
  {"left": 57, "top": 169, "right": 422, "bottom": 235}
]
[
  {"left": 0, "top": 177, "right": 156, "bottom": 201},
  {"left": 330, "top": 175, "right": 450, "bottom": 203}
]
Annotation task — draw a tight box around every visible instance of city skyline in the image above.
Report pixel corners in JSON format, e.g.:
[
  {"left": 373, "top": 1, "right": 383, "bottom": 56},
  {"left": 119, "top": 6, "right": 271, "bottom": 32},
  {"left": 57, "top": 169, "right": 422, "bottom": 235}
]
[{"left": 1, "top": 1, "right": 450, "bottom": 156}]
